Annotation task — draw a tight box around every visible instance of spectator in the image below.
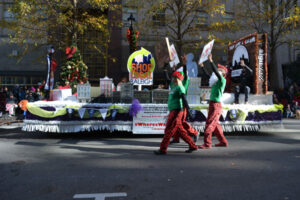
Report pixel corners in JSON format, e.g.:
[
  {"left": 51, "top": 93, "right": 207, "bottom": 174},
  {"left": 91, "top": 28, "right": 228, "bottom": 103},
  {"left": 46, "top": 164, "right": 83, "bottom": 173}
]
[
  {"left": 12, "top": 85, "right": 19, "bottom": 101},
  {"left": 35, "top": 88, "right": 43, "bottom": 101},
  {"left": 3, "top": 87, "right": 9, "bottom": 98},
  {"left": 117, "top": 77, "right": 128, "bottom": 91},
  {"left": 26, "top": 92, "right": 35, "bottom": 102},
  {"left": 6, "top": 92, "right": 18, "bottom": 117},
  {"left": 30, "top": 86, "right": 36, "bottom": 93},
  {"left": 273, "top": 93, "right": 280, "bottom": 104},
  {"left": 18, "top": 86, "right": 26, "bottom": 101},
  {"left": 0, "top": 88, "right": 6, "bottom": 113},
  {"left": 285, "top": 104, "right": 293, "bottom": 118},
  {"left": 157, "top": 84, "right": 165, "bottom": 89},
  {"left": 234, "top": 58, "right": 253, "bottom": 104},
  {"left": 289, "top": 81, "right": 300, "bottom": 102}
]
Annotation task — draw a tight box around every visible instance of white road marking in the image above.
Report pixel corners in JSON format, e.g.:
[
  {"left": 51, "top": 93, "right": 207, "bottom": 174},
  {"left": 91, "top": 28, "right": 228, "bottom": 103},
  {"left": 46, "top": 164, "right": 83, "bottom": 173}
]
[{"left": 73, "top": 193, "right": 127, "bottom": 200}]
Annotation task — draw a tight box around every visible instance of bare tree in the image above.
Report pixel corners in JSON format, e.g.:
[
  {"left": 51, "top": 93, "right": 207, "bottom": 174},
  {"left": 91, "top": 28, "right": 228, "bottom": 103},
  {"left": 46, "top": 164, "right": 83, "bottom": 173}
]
[{"left": 236, "top": 0, "right": 300, "bottom": 89}]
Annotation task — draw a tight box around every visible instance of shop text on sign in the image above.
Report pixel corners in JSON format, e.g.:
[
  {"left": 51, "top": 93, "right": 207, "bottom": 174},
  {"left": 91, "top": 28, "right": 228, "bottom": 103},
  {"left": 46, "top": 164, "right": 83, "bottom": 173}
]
[
  {"left": 127, "top": 48, "right": 155, "bottom": 86},
  {"left": 130, "top": 63, "right": 154, "bottom": 84}
]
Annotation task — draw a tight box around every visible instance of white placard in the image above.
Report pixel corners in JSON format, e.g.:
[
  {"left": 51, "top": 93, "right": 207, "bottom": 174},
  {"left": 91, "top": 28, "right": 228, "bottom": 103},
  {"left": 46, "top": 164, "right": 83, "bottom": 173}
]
[
  {"left": 169, "top": 44, "right": 180, "bottom": 68},
  {"left": 231, "top": 69, "right": 243, "bottom": 77},
  {"left": 198, "top": 40, "right": 215, "bottom": 64}
]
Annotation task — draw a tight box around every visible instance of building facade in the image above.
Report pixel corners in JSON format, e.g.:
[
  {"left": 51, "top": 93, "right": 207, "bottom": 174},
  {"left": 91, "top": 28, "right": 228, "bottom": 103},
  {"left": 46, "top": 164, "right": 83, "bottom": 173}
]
[{"left": 0, "top": 0, "right": 299, "bottom": 90}]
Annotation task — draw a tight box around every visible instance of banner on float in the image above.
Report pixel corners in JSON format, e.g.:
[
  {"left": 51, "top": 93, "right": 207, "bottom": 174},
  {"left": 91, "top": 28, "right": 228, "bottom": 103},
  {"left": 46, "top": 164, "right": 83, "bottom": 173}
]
[
  {"left": 132, "top": 105, "right": 169, "bottom": 134},
  {"left": 127, "top": 48, "right": 156, "bottom": 86},
  {"left": 198, "top": 39, "right": 215, "bottom": 64}
]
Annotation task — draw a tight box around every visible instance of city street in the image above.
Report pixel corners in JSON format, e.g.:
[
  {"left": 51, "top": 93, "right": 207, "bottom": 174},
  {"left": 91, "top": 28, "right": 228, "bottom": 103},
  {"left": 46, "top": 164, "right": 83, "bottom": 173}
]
[{"left": 0, "top": 119, "right": 299, "bottom": 200}]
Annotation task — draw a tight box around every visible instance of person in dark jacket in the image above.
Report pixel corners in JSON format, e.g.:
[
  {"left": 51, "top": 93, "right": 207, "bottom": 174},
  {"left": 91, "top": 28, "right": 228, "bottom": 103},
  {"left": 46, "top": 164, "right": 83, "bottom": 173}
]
[
  {"left": 6, "top": 92, "right": 18, "bottom": 116},
  {"left": 234, "top": 58, "right": 253, "bottom": 104},
  {"left": 0, "top": 88, "right": 6, "bottom": 113},
  {"left": 26, "top": 92, "right": 36, "bottom": 102}
]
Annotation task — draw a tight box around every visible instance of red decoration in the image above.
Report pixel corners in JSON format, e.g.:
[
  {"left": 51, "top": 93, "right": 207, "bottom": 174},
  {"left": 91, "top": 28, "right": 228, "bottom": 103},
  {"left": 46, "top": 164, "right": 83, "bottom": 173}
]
[
  {"left": 126, "top": 28, "right": 139, "bottom": 51},
  {"left": 68, "top": 70, "right": 79, "bottom": 82},
  {"left": 65, "top": 47, "right": 76, "bottom": 59},
  {"left": 126, "top": 29, "right": 131, "bottom": 43},
  {"left": 50, "top": 59, "right": 58, "bottom": 71},
  {"left": 58, "top": 85, "right": 71, "bottom": 90}
]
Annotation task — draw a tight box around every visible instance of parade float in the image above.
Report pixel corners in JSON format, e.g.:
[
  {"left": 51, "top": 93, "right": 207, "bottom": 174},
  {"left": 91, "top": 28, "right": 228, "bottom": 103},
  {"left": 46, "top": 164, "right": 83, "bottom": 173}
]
[{"left": 21, "top": 33, "right": 283, "bottom": 134}]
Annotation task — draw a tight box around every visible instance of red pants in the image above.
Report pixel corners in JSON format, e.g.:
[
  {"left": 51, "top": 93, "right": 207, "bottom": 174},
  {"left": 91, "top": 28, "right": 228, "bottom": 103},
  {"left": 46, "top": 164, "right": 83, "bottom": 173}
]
[
  {"left": 160, "top": 110, "right": 198, "bottom": 153},
  {"left": 172, "top": 108, "right": 198, "bottom": 142},
  {"left": 203, "top": 101, "right": 227, "bottom": 146}
]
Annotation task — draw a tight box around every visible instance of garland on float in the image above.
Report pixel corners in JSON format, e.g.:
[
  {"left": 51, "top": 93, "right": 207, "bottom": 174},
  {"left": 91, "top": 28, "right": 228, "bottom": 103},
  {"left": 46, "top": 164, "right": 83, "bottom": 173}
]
[{"left": 24, "top": 103, "right": 130, "bottom": 119}]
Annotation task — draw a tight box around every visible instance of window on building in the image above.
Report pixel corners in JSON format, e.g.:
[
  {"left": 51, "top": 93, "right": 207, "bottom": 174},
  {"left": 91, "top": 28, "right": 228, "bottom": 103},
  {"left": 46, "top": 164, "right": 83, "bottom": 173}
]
[
  {"left": 295, "top": 49, "right": 300, "bottom": 61},
  {"left": 152, "top": 9, "right": 165, "bottom": 27},
  {"left": 223, "top": 13, "right": 234, "bottom": 22},
  {"left": 225, "top": 0, "right": 234, "bottom": 13},
  {"left": 196, "top": 11, "right": 208, "bottom": 28},
  {"left": 0, "top": 2, "right": 14, "bottom": 36},
  {"left": 2, "top": 2, "right": 14, "bottom": 20},
  {"left": 224, "top": 0, "right": 234, "bottom": 21}
]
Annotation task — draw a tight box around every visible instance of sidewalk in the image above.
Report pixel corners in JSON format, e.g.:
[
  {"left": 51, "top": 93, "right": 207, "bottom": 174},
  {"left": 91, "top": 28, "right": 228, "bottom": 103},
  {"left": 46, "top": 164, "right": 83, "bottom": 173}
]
[{"left": 0, "top": 112, "right": 23, "bottom": 126}]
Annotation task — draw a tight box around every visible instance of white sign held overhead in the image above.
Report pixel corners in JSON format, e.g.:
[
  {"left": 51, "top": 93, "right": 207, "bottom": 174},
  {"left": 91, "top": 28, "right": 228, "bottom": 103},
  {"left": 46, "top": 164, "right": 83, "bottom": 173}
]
[
  {"left": 169, "top": 44, "right": 180, "bottom": 68},
  {"left": 198, "top": 40, "right": 215, "bottom": 64},
  {"left": 231, "top": 69, "right": 243, "bottom": 78}
]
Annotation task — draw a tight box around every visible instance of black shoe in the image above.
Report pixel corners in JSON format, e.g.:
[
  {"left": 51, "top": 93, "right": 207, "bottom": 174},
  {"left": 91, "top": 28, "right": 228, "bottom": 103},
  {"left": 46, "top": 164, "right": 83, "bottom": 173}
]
[
  {"left": 185, "top": 148, "right": 198, "bottom": 153},
  {"left": 169, "top": 140, "right": 180, "bottom": 144},
  {"left": 154, "top": 150, "right": 167, "bottom": 155}
]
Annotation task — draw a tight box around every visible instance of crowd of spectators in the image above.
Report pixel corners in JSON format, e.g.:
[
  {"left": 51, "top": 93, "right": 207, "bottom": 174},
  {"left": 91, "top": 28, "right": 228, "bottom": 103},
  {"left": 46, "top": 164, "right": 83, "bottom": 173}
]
[
  {"left": 273, "top": 80, "right": 300, "bottom": 118},
  {"left": 0, "top": 84, "right": 45, "bottom": 117}
]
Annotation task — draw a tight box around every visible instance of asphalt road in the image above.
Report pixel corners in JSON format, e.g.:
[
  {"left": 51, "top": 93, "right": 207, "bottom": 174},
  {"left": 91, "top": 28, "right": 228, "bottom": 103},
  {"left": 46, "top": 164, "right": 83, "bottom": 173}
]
[{"left": 0, "top": 119, "right": 299, "bottom": 200}]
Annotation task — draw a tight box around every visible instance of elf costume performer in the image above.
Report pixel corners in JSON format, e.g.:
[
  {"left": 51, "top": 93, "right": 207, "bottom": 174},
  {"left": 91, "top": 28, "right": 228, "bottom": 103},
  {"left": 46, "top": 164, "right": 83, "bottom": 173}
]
[
  {"left": 199, "top": 54, "right": 228, "bottom": 149},
  {"left": 169, "top": 56, "right": 199, "bottom": 144},
  {"left": 154, "top": 71, "right": 198, "bottom": 155}
]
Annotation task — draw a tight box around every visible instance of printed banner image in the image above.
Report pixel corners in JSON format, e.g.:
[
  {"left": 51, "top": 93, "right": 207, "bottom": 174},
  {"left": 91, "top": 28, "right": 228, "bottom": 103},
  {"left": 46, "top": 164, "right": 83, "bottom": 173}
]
[{"left": 132, "top": 105, "right": 169, "bottom": 134}]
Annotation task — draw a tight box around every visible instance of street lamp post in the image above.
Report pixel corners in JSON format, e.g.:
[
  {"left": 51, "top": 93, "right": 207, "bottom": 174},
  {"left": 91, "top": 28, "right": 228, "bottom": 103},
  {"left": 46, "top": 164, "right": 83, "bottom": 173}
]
[{"left": 127, "top": 13, "right": 135, "bottom": 53}]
